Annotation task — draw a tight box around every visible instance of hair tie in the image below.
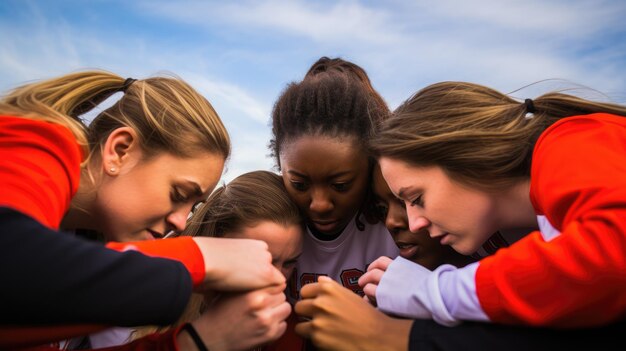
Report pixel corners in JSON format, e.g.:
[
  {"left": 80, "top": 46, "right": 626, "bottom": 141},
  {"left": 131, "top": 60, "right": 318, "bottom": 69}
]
[
  {"left": 181, "top": 323, "right": 209, "bottom": 351},
  {"left": 524, "top": 98, "right": 536, "bottom": 114},
  {"left": 121, "top": 78, "right": 137, "bottom": 93}
]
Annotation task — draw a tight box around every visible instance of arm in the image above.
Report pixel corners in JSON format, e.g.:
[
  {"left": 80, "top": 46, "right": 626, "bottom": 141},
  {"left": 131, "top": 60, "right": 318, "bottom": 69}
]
[
  {"left": 0, "top": 208, "right": 192, "bottom": 328},
  {"left": 107, "top": 237, "right": 285, "bottom": 292},
  {"left": 477, "top": 114, "right": 626, "bottom": 326},
  {"left": 365, "top": 115, "right": 626, "bottom": 327}
]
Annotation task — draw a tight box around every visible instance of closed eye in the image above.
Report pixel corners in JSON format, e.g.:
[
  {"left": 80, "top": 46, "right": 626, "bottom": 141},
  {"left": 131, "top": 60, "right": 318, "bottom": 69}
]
[
  {"left": 171, "top": 188, "right": 188, "bottom": 203},
  {"left": 290, "top": 180, "right": 308, "bottom": 192},
  {"left": 410, "top": 194, "right": 424, "bottom": 208},
  {"left": 331, "top": 182, "right": 351, "bottom": 192}
]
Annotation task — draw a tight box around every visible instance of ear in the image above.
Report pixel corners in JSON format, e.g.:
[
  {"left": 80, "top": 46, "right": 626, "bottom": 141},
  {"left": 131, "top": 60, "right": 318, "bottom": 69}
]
[{"left": 101, "top": 127, "right": 139, "bottom": 176}]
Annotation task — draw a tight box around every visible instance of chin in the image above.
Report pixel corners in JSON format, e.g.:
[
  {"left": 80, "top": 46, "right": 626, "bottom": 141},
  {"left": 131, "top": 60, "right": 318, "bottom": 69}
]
[{"left": 453, "top": 243, "right": 477, "bottom": 256}]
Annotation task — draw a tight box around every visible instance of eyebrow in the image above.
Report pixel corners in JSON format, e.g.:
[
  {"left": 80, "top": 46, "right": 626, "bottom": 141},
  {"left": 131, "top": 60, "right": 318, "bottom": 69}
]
[
  {"left": 397, "top": 187, "right": 409, "bottom": 200},
  {"left": 286, "top": 170, "right": 353, "bottom": 180},
  {"left": 180, "top": 180, "right": 205, "bottom": 197}
]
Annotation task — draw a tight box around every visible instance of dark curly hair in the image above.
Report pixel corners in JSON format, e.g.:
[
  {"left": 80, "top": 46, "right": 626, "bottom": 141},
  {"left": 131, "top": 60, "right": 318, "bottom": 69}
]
[{"left": 269, "top": 57, "right": 389, "bottom": 169}]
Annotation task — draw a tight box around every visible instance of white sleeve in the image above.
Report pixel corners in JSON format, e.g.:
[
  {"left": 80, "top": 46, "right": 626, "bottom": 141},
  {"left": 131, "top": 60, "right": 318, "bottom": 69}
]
[{"left": 376, "top": 257, "right": 489, "bottom": 326}]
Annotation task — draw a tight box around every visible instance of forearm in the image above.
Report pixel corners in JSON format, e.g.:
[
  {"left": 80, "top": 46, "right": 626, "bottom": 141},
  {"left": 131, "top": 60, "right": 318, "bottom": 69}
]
[{"left": 0, "top": 208, "right": 192, "bottom": 327}]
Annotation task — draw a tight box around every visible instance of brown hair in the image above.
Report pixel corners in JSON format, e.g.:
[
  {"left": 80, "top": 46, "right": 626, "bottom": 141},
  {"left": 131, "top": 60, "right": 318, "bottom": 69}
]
[
  {"left": 132, "top": 170, "right": 303, "bottom": 338},
  {"left": 371, "top": 81, "right": 626, "bottom": 190},
  {"left": 185, "top": 170, "right": 303, "bottom": 237},
  {"left": 0, "top": 70, "right": 230, "bottom": 170}
]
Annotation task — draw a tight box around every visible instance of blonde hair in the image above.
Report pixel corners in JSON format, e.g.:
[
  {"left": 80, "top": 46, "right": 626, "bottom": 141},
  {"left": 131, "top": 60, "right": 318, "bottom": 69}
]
[
  {"left": 0, "top": 70, "right": 230, "bottom": 169},
  {"left": 133, "top": 170, "right": 303, "bottom": 339},
  {"left": 371, "top": 81, "right": 626, "bottom": 191}
]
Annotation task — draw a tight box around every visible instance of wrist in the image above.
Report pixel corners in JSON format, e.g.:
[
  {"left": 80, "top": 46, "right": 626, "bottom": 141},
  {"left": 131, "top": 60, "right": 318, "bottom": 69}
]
[{"left": 379, "top": 316, "right": 412, "bottom": 351}]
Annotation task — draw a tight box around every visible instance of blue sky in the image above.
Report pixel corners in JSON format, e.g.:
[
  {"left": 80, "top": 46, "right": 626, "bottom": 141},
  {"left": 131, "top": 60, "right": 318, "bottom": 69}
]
[{"left": 2, "top": 0, "right": 626, "bottom": 182}]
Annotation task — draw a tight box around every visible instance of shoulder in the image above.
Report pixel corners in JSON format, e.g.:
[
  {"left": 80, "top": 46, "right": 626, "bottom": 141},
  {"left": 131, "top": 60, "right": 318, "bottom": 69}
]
[
  {"left": 535, "top": 113, "right": 626, "bottom": 151},
  {"left": 0, "top": 115, "right": 83, "bottom": 228}
]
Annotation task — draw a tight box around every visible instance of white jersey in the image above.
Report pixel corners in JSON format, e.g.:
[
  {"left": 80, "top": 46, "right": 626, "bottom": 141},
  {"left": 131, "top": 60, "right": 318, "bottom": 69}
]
[{"left": 288, "top": 214, "right": 399, "bottom": 301}]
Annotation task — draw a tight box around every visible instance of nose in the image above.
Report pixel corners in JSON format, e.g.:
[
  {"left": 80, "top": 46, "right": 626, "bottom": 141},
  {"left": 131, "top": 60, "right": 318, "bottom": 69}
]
[
  {"left": 309, "top": 187, "right": 333, "bottom": 214},
  {"left": 385, "top": 202, "right": 407, "bottom": 235},
  {"left": 166, "top": 204, "right": 194, "bottom": 233},
  {"left": 407, "top": 206, "right": 430, "bottom": 233}
]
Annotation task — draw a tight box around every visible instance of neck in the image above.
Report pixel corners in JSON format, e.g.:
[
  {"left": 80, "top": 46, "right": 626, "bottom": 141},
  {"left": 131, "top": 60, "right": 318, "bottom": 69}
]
[
  {"left": 61, "top": 171, "right": 98, "bottom": 231},
  {"left": 495, "top": 179, "right": 538, "bottom": 230}
]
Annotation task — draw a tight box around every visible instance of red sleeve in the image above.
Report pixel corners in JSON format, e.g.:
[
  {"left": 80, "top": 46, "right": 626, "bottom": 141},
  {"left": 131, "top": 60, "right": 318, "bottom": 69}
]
[
  {"left": 106, "top": 237, "right": 205, "bottom": 286},
  {"left": 476, "top": 113, "right": 626, "bottom": 327},
  {"left": 0, "top": 115, "right": 82, "bottom": 229}
]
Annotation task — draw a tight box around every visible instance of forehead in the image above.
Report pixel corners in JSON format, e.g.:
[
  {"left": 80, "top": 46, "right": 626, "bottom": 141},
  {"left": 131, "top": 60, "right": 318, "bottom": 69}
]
[
  {"left": 236, "top": 221, "right": 303, "bottom": 251},
  {"left": 145, "top": 152, "right": 225, "bottom": 195},
  {"left": 279, "top": 135, "right": 367, "bottom": 175},
  {"left": 378, "top": 158, "right": 425, "bottom": 190}
]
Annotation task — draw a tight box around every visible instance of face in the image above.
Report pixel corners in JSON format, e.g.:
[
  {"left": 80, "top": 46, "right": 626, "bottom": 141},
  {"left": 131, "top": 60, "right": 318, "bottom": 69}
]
[
  {"left": 95, "top": 151, "right": 224, "bottom": 242},
  {"left": 279, "top": 135, "right": 370, "bottom": 237},
  {"left": 378, "top": 157, "right": 498, "bottom": 255},
  {"left": 226, "top": 221, "right": 304, "bottom": 279},
  {"left": 372, "top": 165, "right": 473, "bottom": 269}
]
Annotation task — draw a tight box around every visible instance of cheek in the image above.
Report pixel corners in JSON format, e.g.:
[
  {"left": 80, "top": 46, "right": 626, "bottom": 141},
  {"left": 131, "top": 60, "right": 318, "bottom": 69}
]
[
  {"left": 387, "top": 203, "right": 407, "bottom": 223},
  {"left": 337, "top": 182, "right": 368, "bottom": 214}
]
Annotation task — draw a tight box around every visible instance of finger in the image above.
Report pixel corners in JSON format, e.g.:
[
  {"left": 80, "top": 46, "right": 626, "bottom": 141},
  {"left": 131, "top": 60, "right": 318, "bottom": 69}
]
[
  {"left": 265, "top": 282, "right": 287, "bottom": 294},
  {"left": 300, "top": 282, "right": 322, "bottom": 299},
  {"left": 266, "top": 320, "right": 288, "bottom": 342},
  {"left": 294, "top": 320, "right": 313, "bottom": 338},
  {"left": 358, "top": 269, "right": 384, "bottom": 288},
  {"left": 272, "top": 301, "right": 292, "bottom": 322},
  {"left": 317, "top": 276, "right": 334, "bottom": 283},
  {"left": 294, "top": 298, "right": 315, "bottom": 317},
  {"left": 263, "top": 290, "right": 287, "bottom": 309},
  {"left": 268, "top": 264, "right": 287, "bottom": 286},
  {"left": 362, "top": 283, "right": 377, "bottom": 303},
  {"left": 248, "top": 288, "right": 285, "bottom": 312},
  {"left": 366, "top": 256, "right": 393, "bottom": 272}
]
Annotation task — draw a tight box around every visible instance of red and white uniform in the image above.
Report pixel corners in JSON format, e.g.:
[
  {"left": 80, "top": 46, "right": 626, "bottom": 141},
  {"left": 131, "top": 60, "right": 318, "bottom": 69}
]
[
  {"left": 289, "top": 216, "right": 398, "bottom": 301},
  {"left": 376, "top": 113, "right": 626, "bottom": 328},
  {"left": 0, "top": 115, "right": 205, "bottom": 349}
]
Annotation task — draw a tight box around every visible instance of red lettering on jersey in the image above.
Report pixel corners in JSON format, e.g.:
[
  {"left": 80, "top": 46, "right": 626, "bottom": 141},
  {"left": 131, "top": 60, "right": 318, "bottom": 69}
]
[
  {"left": 340, "top": 268, "right": 365, "bottom": 296},
  {"left": 300, "top": 273, "right": 327, "bottom": 287}
]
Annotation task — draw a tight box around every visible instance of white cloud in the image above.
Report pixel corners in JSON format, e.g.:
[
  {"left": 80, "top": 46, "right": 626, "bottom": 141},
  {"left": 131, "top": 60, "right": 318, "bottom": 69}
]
[
  {"left": 183, "top": 74, "right": 270, "bottom": 124},
  {"left": 2, "top": 0, "right": 625, "bottom": 180},
  {"left": 417, "top": 0, "right": 624, "bottom": 37},
  {"left": 140, "top": 0, "right": 402, "bottom": 45}
]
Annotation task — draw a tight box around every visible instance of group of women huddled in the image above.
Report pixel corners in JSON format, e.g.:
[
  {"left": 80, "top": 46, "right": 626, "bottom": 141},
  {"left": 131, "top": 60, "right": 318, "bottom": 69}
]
[{"left": 1, "top": 56, "right": 625, "bottom": 351}]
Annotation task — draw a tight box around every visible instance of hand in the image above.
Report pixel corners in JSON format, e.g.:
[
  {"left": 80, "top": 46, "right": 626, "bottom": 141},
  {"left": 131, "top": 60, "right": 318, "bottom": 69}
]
[
  {"left": 178, "top": 284, "right": 292, "bottom": 351},
  {"left": 358, "top": 256, "right": 393, "bottom": 305},
  {"left": 294, "top": 276, "right": 412, "bottom": 351},
  {"left": 193, "top": 237, "right": 285, "bottom": 291}
]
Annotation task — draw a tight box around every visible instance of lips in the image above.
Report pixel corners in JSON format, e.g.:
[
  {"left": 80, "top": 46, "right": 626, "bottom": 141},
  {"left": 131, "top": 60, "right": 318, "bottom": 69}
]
[
  {"left": 429, "top": 231, "right": 452, "bottom": 245},
  {"left": 310, "top": 219, "right": 340, "bottom": 233},
  {"left": 395, "top": 241, "right": 419, "bottom": 260}
]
